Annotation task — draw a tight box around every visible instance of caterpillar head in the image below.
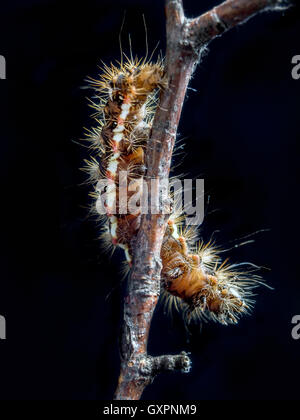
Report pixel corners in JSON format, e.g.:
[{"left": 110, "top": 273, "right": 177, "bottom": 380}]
[
  {"left": 91, "top": 59, "right": 164, "bottom": 102},
  {"left": 161, "top": 234, "right": 258, "bottom": 325},
  {"left": 197, "top": 273, "right": 250, "bottom": 325}
]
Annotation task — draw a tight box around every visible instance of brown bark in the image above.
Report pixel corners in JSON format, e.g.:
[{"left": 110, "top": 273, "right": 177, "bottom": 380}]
[{"left": 114, "top": 0, "right": 291, "bottom": 400}]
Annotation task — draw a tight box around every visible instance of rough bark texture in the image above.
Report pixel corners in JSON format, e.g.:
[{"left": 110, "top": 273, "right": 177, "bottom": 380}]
[{"left": 114, "top": 0, "right": 291, "bottom": 401}]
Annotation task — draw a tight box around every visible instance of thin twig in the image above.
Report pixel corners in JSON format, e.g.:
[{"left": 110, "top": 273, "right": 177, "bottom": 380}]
[{"left": 114, "top": 0, "right": 291, "bottom": 400}]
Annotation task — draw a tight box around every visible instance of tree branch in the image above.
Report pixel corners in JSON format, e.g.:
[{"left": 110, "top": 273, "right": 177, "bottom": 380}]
[
  {"left": 186, "top": 0, "right": 291, "bottom": 47},
  {"left": 149, "top": 352, "right": 192, "bottom": 374},
  {"left": 114, "top": 0, "right": 291, "bottom": 400}
]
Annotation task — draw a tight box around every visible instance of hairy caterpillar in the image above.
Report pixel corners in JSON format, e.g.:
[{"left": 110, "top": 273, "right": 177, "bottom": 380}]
[{"left": 82, "top": 55, "right": 265, "bottom": 326}]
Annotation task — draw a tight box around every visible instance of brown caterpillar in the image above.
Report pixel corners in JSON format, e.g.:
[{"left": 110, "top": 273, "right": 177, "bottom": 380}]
[{"left": 82, "top": 56, "right": 265, "bottom": 326}]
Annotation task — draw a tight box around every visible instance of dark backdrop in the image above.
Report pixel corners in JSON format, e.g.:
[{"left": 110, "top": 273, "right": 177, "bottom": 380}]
[{"left": 0, "top": 0, "right": 299, "bottom": 400}]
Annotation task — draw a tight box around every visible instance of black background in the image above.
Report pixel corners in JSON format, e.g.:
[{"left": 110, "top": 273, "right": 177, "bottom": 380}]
[{"left": 0, "top": 0, "right": 299, "bottom": 400}]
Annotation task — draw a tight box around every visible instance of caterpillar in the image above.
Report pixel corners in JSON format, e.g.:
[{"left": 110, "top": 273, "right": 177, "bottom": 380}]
[{"left": 82, "top": 55, "right": 265, "bottom": 326}]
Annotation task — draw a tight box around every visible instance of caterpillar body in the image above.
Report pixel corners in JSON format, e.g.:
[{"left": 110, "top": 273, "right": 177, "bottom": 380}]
[{"left": 83, "top": 56, "right": 264, "bottom": 326}]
